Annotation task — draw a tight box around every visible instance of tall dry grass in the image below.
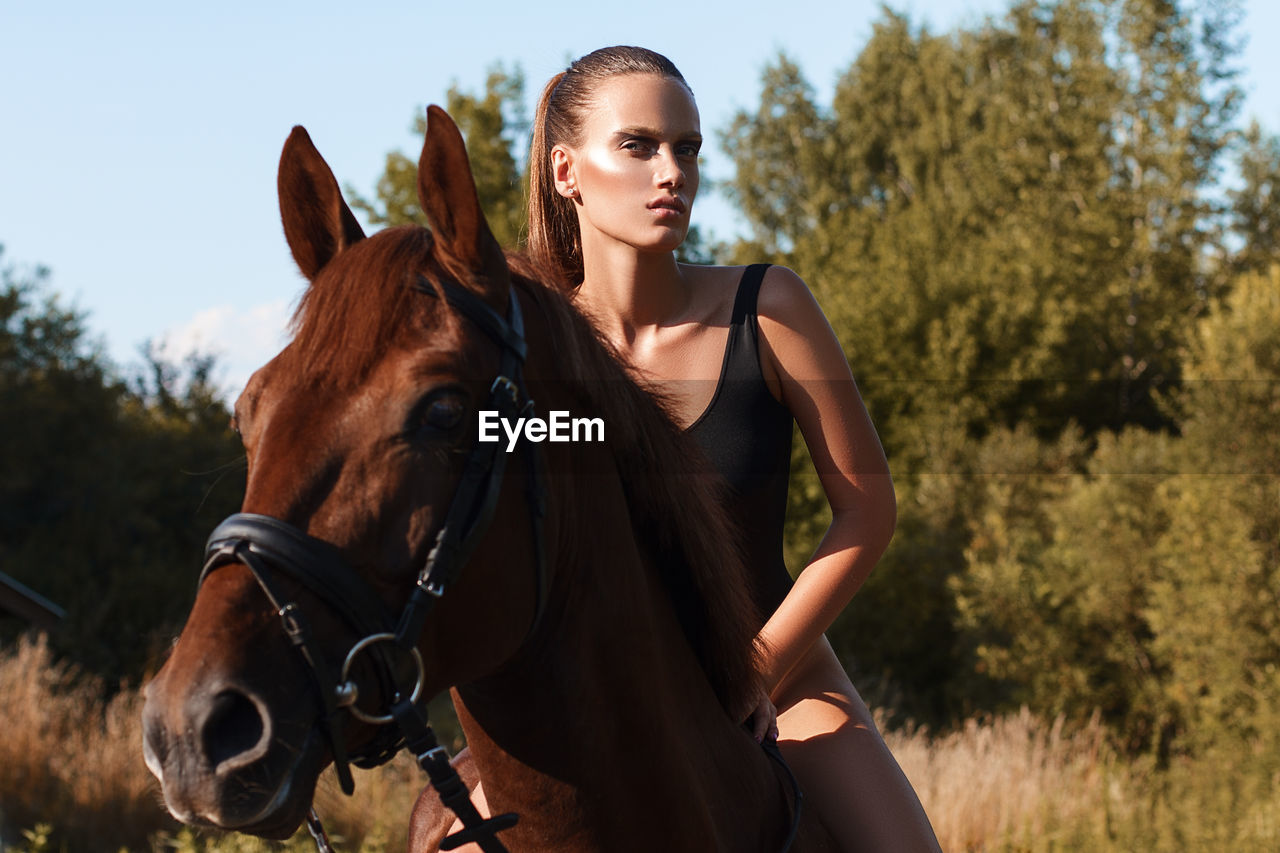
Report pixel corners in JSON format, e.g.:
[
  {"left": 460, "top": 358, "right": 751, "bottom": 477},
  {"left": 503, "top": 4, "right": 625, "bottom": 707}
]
[
  {"left": 0, "top": 635, "right": 420, "bottom": 851},
  {"left": 3, "top": 635, "right": 1276, "bottom": 851},
  {"left": 891, "top": 708, "right": 1280, "bottom": 852},
  {"left": 0, "top": 634, "right": 163, "bottom": 850},
  {"left": 888, "top": 709, "right": 1109, "bottom": 851}
]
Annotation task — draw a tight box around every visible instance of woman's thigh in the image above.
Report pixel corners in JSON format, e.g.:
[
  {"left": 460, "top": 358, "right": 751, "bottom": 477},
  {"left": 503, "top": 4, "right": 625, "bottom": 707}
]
[{"left": 774, "top": 639, "right": 941, "bottom": 853}]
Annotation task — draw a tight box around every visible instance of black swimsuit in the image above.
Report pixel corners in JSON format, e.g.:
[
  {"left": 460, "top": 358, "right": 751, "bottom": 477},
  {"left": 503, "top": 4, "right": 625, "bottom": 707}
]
[{"left": 685, "top": 264, "right": 795, "bottom": 621}]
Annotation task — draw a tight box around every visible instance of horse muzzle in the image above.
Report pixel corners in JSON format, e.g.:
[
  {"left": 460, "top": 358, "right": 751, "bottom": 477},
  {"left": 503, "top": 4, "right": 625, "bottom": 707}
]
[{"left": 142, "top": 673, "right": 326, "bottom": 838}]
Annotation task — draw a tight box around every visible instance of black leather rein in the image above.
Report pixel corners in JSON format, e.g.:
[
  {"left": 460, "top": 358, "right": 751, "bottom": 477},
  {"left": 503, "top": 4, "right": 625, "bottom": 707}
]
[{"left": 200, "top": 275, "right": 546, "bottom": 853}]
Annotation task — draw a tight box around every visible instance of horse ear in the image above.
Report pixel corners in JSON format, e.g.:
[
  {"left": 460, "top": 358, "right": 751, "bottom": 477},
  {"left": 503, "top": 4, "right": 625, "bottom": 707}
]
[
  {"left": 417, "top": 106, "right": 507, "bottom": 289},
  {"left": 277, "top": 126, "right": 366, "bottom": 281}
]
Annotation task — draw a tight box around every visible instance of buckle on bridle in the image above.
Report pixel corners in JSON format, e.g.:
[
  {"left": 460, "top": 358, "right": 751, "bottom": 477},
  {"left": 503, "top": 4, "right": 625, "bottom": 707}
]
[
  {"left": 279, "top": 602, "right": 306, "bottom": 641},
  {"left": 418, "top": 744, "right": 450, "bottom": 766},
  {"left": 490, "top": 375, "right": 520, "bottom": 407}
]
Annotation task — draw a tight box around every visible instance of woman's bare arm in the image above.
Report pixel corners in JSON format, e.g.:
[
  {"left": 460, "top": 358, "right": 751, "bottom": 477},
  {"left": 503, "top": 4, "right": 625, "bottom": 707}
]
[{"left": 753, "top": 266, "right": 897, "bottom": 694}]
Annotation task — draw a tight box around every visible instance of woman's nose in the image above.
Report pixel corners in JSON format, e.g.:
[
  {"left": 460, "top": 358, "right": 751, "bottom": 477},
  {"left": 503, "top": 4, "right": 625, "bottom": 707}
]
[{"left": 655, "top": 149, "right": 685, "bottom": 188}]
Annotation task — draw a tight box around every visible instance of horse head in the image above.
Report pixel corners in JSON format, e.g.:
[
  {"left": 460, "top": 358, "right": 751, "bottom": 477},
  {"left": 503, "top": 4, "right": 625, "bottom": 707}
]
[{"left": 141, "top": 106, "right": 547, "bottom": 838}]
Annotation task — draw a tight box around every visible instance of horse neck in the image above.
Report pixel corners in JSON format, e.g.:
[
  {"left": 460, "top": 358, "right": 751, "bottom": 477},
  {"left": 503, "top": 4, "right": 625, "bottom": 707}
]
[{"left": 453, "top": 438, "right": 785, "bottom": 851}]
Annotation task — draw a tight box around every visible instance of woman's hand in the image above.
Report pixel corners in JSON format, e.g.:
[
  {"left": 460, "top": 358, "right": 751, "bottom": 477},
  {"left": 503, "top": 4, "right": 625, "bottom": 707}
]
[{"left": 743, "top": 686, "right": 779, "bottom": 744}]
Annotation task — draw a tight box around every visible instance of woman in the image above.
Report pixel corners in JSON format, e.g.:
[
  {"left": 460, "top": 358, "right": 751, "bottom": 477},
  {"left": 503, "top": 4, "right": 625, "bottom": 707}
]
[{"left": 523, "top": 46, "right": 942, "bottom": 851}]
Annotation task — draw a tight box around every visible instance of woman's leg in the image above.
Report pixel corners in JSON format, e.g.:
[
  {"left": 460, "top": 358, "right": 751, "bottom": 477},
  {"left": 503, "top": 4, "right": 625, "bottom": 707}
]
[{"left": 774, "top": 638, "right": 942, "bottom": 853}]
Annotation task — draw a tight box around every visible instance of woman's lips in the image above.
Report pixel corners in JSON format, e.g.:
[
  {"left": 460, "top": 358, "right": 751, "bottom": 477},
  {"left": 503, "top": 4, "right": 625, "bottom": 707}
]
[{"left": 648, "top": 197, "right": 687, "bottom": 217}]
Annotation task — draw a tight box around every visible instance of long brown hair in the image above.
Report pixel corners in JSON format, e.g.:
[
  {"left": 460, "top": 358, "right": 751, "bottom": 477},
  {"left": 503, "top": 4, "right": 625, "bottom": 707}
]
[
  {"left": 506, "top": 255, "right": 763, "bottom": 717},
  {"left": 527, "top": 46, "right": 692, "bottom": 286}
]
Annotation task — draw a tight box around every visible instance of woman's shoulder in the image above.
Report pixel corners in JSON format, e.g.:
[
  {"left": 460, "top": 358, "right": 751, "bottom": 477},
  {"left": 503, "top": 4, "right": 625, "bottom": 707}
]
[
  {"left": 680, "top": 263, "right": 839, "bottom": 387},
  {"left": 754, "top": 265, "right": 818, "bottom": 321},
  {"left": 678, "top": 263, "right": 817, "bottom": 321},
  {"left": 749, "top": 265, "right": 847, "bottom": 382}
]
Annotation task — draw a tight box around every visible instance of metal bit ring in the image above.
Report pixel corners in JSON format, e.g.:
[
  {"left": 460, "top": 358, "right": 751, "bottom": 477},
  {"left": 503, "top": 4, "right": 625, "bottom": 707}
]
[{"left": 337, "top": 632, "right": 425, "bottom": 725}]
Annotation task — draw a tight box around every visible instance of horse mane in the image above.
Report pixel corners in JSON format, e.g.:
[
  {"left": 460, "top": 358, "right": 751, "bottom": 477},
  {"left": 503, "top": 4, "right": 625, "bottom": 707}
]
[
  {"left": 285, "top": 226, "right": 763, "bottom": 718},
  {"left": 507, "top": 253, "right": 765, "bottom": 719},
  {"left": 285, "top": 226, "right": 463, "bottom": 387}
]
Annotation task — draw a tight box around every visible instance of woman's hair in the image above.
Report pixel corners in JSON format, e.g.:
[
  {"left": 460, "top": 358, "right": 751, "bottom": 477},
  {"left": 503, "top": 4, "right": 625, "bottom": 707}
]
[{"left": 527, "top": 46, "right": 692, "bottom": 286}]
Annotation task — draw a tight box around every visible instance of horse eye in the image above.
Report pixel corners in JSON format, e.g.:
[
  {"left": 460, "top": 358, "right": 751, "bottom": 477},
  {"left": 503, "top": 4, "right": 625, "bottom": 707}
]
[
  {"left": 426, "top": 396, "right": 465, "bottom": 430},
  {"left": 411, "top": 390, "right": 467, "bottom": 439}
]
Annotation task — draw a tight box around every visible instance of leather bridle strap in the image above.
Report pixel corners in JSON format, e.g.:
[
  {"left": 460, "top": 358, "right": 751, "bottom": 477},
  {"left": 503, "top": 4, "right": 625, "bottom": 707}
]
[
  {"left": 418, "top": 274, "right": 527, "bottom": 361},
  {"left": 393, "top": 275, "right": 548, "bottom": 651},
  {"left": 201, "top": 517, "right": 403, "bottom": 796},
  {"left": 390, "top": 695, "right": 517, "bottom": 852},
  {"left": 202, "top": 513, "right": 395, "bottom": 640}
]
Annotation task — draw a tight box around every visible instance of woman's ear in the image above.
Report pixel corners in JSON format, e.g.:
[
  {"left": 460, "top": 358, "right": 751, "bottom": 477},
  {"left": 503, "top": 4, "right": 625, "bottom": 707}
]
[{"left": 551, "top": 145, "right": 578, "bottom": 199}]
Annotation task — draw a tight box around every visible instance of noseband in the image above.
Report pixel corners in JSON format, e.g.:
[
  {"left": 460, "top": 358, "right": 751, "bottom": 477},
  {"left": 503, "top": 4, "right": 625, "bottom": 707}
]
[{"left": 200, "top": 274, "right": 546, "bottom": 853}]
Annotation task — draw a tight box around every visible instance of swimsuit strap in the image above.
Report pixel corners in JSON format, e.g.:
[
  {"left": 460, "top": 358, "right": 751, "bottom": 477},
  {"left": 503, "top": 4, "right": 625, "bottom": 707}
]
[{"left": 729, "top": 263, "right": 771, "bottom": 327}]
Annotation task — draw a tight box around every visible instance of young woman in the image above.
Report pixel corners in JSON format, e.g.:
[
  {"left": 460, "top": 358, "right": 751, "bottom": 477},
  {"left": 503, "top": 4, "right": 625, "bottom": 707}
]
[{"left": 523, "top": 46, "right": 942, "bottom": 851}]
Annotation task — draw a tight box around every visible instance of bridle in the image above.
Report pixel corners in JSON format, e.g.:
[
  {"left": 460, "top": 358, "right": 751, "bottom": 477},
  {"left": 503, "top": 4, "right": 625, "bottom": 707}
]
[
  {"left": 201, "top": 273, "right": 545, "bottom": 853},
  {"left": 197, "top": 272, "right": 803, "bottom": 853}
]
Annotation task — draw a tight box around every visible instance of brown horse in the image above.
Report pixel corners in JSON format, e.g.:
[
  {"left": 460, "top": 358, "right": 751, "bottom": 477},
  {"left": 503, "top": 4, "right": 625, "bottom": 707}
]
[{"left": 141, "top": 106, "right": 830, "bottom": 852}]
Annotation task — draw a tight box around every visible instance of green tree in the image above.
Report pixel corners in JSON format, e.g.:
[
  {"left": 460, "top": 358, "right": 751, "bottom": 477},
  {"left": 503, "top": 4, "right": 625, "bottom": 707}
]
[
  {"left": 0, "top": 248, "right": 244, "bottom": 682},
  {"left": 720, "top": 53, "right": 835, "bottom": 260},
  {"left": 1103, "top": 0, "right": 1244, "bottom": 422},
  {"left": 1229, "top": 122, "right": 1280, "bottom": 276},
  {"left": 721, "top": 0, "right": 1246, "bottom": 723},
  {"left": 1147, "top": 265, "right": 1280, "bottom": 751},
  {"left": 725, "top": 0, "right": 1242, "bottom": 450},
  {"left": 956, "top": 427, "right": 1178, "bottom": 752},
  {"left": 954, "top": 266, "right": 1280, "bottom": 755},
  {"left": 350, "top": 65, "right": 528, "bottom": 248}
]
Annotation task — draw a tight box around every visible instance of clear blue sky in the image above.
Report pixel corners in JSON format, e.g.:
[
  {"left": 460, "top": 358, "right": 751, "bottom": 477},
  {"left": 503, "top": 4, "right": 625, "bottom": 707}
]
[{"left": 3, "top": 0, "right": 1277, "bottom": 395}]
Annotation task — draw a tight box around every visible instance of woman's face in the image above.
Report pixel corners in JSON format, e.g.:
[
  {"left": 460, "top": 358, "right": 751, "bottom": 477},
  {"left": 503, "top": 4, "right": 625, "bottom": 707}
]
[{"left": 554, "top": 73, "right": 702, "bottom": 255}]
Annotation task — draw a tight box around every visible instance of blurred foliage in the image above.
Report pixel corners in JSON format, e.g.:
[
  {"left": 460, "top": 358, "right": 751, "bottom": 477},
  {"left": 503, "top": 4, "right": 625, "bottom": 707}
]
[
  {"left": 724, "top": 0, "right": 1245, "bottom": 447},
  {"left": 0, "top": 246, "right": 245, "bottom": 683},
  {"left": 718, "top": 0, "right": 1280, "bottom": 742},
  {"left": 1230, "top": 121, "right": 1280, "bottom": 277},
  {"left": 927, "top": 254, "right": 1280, "bottom": 756}
]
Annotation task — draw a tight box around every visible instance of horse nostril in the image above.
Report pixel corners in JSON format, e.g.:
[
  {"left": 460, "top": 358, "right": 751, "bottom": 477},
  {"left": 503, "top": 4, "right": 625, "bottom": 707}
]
[
  {"left": 200, "top": 688, "right": 267, "bottom": 770},
  {"left": 142, "top": 711, "right": 168, "bottom": 779}
]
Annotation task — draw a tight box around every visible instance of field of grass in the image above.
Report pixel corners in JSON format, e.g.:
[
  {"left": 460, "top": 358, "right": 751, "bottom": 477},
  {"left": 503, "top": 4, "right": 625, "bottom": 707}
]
[{"left": 1, "top": 635, "right": 1276, "bottom": 852}]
